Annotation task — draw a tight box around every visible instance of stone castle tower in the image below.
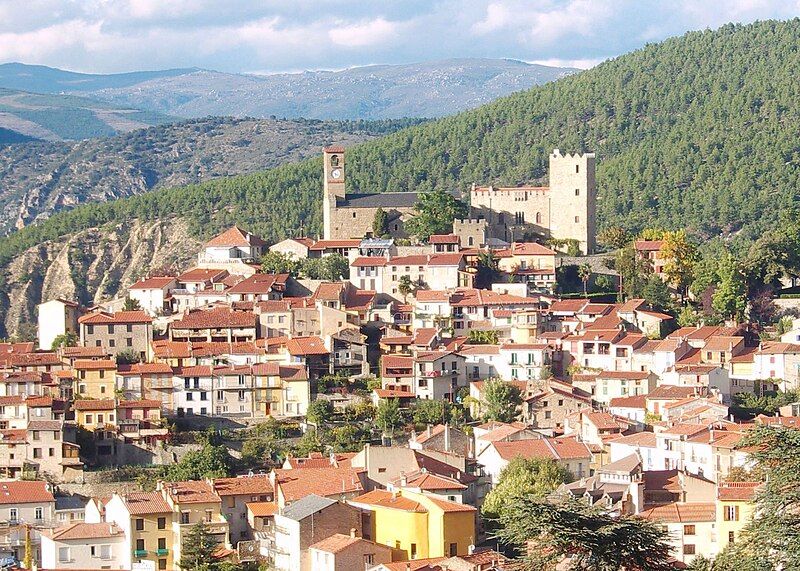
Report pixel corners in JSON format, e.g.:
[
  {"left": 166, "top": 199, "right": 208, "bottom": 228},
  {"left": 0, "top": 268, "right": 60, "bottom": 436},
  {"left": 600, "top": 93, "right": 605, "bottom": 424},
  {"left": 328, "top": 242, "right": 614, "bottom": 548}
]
[
  {"left": 547, "top": 149, "right": 596, "bottom": 254},
  {"left": 322, "top": 145, "right": 346, "bottom": 240}
]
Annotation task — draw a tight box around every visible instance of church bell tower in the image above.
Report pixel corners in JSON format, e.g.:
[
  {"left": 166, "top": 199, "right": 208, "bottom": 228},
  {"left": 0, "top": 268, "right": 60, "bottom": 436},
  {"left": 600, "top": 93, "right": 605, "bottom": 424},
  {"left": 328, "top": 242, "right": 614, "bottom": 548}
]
[{"left": 323, "top": 146, "right": 346, "bottom": 240}]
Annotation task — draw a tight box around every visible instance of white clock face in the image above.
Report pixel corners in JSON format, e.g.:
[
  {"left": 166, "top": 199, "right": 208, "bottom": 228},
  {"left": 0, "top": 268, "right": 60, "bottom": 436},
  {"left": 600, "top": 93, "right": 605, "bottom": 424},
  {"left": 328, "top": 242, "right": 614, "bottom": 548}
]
[{"left": 331, "top": 168, "right": 342, "bottom": 179}]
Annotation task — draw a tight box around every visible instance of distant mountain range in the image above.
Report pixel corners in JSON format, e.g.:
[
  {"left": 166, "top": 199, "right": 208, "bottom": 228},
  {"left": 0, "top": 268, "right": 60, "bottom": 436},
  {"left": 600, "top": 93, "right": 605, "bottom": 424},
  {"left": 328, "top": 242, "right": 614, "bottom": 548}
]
[{"left": 0, "top": 59, "right": 577, "bottom": 123}]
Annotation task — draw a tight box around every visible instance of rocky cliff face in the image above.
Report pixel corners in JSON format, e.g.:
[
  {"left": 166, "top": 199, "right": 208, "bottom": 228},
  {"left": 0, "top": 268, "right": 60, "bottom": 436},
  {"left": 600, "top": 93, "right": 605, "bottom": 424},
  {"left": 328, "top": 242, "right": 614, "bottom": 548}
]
[{"left": 0, "top": 218, "right": 201, "bottom": 337}]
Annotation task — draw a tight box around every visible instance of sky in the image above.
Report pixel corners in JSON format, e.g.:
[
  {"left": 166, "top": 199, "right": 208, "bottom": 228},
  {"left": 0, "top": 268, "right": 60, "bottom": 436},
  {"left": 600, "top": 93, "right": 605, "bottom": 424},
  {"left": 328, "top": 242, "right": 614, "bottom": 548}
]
[{"left": 0, "top": 0, "right": 799, "bottom": 74}]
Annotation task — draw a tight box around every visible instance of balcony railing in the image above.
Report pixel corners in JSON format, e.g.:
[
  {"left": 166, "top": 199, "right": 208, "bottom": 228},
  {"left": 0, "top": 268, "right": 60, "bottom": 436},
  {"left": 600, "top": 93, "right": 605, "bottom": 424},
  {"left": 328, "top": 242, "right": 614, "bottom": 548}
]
[
  {"left": 134, "top": 549, "right": 148, "bottom": 557},
  {"left": 156, "top": 548, "right": 169, "bottom": 556}
]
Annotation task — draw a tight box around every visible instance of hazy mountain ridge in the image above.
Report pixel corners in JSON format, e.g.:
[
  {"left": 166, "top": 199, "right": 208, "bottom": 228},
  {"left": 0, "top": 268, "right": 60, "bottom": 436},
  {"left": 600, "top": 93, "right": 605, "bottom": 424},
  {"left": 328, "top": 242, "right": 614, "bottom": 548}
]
[
  {"left": 0, "top": 59, "right": 577, "bottom": 121},
  {"left": 0, "top": 116, "right": 419, "bottom": 234}
]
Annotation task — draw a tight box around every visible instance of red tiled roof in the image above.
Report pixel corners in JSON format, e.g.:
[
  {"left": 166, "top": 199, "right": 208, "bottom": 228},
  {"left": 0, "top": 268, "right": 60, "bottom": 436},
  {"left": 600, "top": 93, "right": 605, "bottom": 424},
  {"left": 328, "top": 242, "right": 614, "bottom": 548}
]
[
  {"left": 130, "top": 276, "right": 176, "bottom": 289},
  {"left": 163, "top": 480, "right": 220, "bottom": 504},
  {"left": 213, "top": 474, "right": 274, "bottom": 496},
  {"left": 78, "top": 310, "right": 152, "bottom": 324},
  {"left": 286, "top": 336, "right": 329, "bottom": 356},
  {"left": 227, "top": 273, "right": 288, "bottom": 295},
  {"left": 717, "top": 481, "right": 760, "bottom": 501},
  {"left": 172, "top": 307, "right": 257, "bottom": 329},
  {"left": 123, "top": 491, "right": 172, "bottom": 514},
  {"left": 74, "top": 399, "right": 116, "bottom": 411},
  {"left": 152, "top": 340, "right": 192, "bottom": 359},
  {"left": 310, "top": 533, "right": 374, "bottom": 554},
  {"left": 609, "top": 395, "right": 647, "bottom": 409},
  {"left": 61, "top": 346, "right": 107, "bottom": 358},
  {"left": 351, "top": 489, "right": 426, "bottom": 512},
  {"left": 351, "top": 257, "right": 388, "bottom": 267},
  {"left": 415, "top": 290, "right": 450, "bottom": 302},
  {"left": 246, "top": 501, "right": 278, "bottom": 517},
  {"left": 634, "top": 240, "right": 664, "bottom": 252},
  {"left": 639, "top": 502, "right": 716, "bottom": 523},
  {"left": 73, "top": 359, "right": 116, "bottom": 371},
  {"left": 49, "top": 522, "right": 124, "bottom": 540},
  {"left": 177, "top": 268, "right": 229, "bottom": 283},
  {"left": 310, "top": 239, "right": 361, "bottom": 250},
  {"left": 0, "top": 481, "right": 55, "bottom": 504},
  {"left": 117, "top": 399, "right": 161, "bottom": 409},
  {"left": 374, "top": 388, "right": 415, "bottom": 399},
  {"left": 205, "top": 226, "right": 266, "bottom": 248},
  {"left": 429, "top": 234, "right": 460, "bottom": 244},
  {"left": 274, "top": 466, "right": 364, "bottom": 502}
]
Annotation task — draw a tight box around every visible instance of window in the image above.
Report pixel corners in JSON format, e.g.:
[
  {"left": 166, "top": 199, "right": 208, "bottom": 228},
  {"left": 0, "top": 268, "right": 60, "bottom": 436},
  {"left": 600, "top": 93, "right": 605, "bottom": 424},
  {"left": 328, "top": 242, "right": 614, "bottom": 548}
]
[
  {"left": 85, "top": 414, "right": 93, "bottom": 424},
  {"left": 99, "top": 370, "right": 105, "bottom": 379},
  {"left": 127, "top": 324, "right": 133, "bottom": 333},
  {"left": 200, "top": 392, "right": 208, "bottom": 401},
  {"left": 109, "top": 339, "right": 115, "bottom": 348},
  {"left": 97, "top": 414, "right": 104, "bottom": 424},
  {"left": 9, "top": 508, "right": 17, "bottom": 521},
  {"left": 136, "top": 518, "right": 144, "bottom": 531},
  {"left": 364, "top": 554, "right": 375, "bottom": 565},
  {"left": 724, "top": 505, "right": 740, "bottom": 521},
  {"left": 683, "top": 525, "right": 695, "bottom": 535},
  {"left": 468, "top": 236, "right": 474, "bottom": 246},
  {"left": 728, "top": 531, "right": 735, "bottom": 544},
  {"left": 574, "top": 216, "right": 580, "bottom": 223},
  {"left": 187, "top": 393, "right": 194, "bottom": 401},
  {"left": 49, "top": 447, "right": 54, "bottom": 457},
  {"left": 159, "top": 559, "right": 167, "bottom": 570},
  {"left": 157, "top": 517, "right": 166, "bottom": 530},
  {"left": 32, "top": 430, "right": 40, "bottom": 441},
  {"left": 35, "top": 507, "right": 43, "bottom": 520},
  {"left": 33, "top": 448, "right": 42, "bottom": 459},
  {"left": 180, "top": 511, "right": 190, "bottom": 524},
  {"left": 683, "top": 544, "right": 696, "bottom": 555},
  {"left": 205, "top": 509, "right": 213, "bottom": 523},
  {"left": 158, "top": 538, "right": 166, "bottom": 550},
  {"left": 410, "top": 543, "right": 417, "bottom": 559},
  {"left": 126, "top": 338, "right": 133, "bottom": 347},
  {"left": 575, "top": 188, "right": 580, "bottom": 196},
  {"left": 449, "top": 543, "right": 458, "bottom": 556},
  {"left": 576, "top": 164, "right": 580, "bottom": 173},
  {"left": 352, "top": 212, "right": 356, "bottom": 218},
  {"left": 58, "top": 547, "right": 70, "bottom": 563}
]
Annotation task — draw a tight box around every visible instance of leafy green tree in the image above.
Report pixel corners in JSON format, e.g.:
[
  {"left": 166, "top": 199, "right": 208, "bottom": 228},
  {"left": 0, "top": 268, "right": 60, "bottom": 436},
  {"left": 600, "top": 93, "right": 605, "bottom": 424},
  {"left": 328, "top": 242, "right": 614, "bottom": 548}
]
[
  {"left": 660, "top": 230, "right": 698, "bottom": 298},
  {"left": 712, "top": 252, "right": 747, "bottom": 322},
  {"left": 729, "top": 424, "right": 800, "bottom": 568},
  {"left": 376, "top": 398, "right": 403, "bottom": 436},
  {"left": 412, "top": 399, "right": 451, "bottom": 426},
  {"left": 260, "top": 251, "right": 299, "bottom": 276},
  {"left": 321, "top": 253, "right": 349, "bottom": 280},
  {"left": 577, "top": 263, "right": 592, "bottom": 296},
  {"left": 615, "top": 245, "right": 650, "bottom": 300},
  {"left": 398, "top": 275, "right": 414, "bottom": 302},
  {"left": 51, "top": 331, "right": 78, "bottom": 350},
  {"left": 306, "top": 399, "right": 334, "bottom": 426},
  {"left": 597, "top": 227, "right": 630, "bottom": 250},
  {"left": 642, "top": 275, "right": 672, "bottom": 312},
  {"left": 677, "top": 305, "right": 701, "bottom": 327},
  {"left": 122, "top": 296, "right": 141, "bottom": 311},
  {"left": 240, "top": 433, "right": 278, "bottom": 467},
  {"left": 482, "top": 457, "right": 571, "bottom": 524},
  {"left": 467, "top": 330, "right": 499, "bottom": 344},
  {"left": 404, "top": 188, "right": 468, "bottom": 239},
  {"left": 372, "top": 207, "right": 389, "bottom": 237},
  {"left": 168, "top": 443, "right": 234, "bottom": 482},
  {"left": 329, "top": 425, "right": 366, "bottom": 452},
  {"left": 481, "top": 378, "right": 522, "bottom": 423},
  {"left": 494, "top": 497, "right": 673, "bottom": 570},
  {"left": 115, "top": 348, "right": 141, "bottom": 365},
  {"left": 178, "top": 522, "right": 222, "bottom": 571}
]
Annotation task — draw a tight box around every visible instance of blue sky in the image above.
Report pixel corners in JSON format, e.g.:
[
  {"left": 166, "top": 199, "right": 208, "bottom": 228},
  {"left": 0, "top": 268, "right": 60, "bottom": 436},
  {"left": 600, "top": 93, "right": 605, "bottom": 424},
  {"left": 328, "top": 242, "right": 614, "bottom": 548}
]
[{"left": 1, "top": 0, "right": 799, "bottom": 74}]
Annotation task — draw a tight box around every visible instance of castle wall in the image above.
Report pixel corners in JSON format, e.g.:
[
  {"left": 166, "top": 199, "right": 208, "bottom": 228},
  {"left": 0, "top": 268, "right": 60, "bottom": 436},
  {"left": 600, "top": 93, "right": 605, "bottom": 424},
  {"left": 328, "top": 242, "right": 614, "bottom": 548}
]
[
  {"left": 327, "top": 206, "right": 416, "bottom": 240},
  {"left": 548, "top": 149, "right": 596, "bottom": 254},
  {"left": 469, "top": 187, "right": 552, "bottom": 243},
  {"left": 452, "top": 219, "right": 488, "bottom": 248}
]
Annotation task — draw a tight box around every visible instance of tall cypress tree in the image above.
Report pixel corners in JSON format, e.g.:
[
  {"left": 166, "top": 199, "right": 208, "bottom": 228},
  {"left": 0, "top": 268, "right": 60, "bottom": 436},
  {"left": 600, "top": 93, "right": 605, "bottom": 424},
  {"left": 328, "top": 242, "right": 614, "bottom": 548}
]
[{"left": 178, "top": 522, "right": 219, "bottom": 571}]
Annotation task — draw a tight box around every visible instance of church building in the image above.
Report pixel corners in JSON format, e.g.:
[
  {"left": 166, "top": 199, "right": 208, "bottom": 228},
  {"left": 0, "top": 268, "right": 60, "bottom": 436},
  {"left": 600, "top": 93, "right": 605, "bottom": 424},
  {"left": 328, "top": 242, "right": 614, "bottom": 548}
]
[{"left": 321, "top": 146, "right": 596, "bottom": 254}]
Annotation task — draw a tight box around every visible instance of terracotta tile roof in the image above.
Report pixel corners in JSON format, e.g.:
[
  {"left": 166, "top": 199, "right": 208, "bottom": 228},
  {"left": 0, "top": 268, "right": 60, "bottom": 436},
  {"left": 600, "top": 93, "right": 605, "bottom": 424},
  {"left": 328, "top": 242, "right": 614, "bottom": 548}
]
[
  {"left": 205, "top": 226, "right": 266, "bottom": 248},
  {"left": 374, "top": 388, "right": 415, "bottom": 399},
  {"left": 163, "top": 480, "right": 220, "bottom": 504},
  {"left": 382, "top": 355, "right": 414, "bottom": 376},
  {"left": 549, "top": 299, "right": 589, "bottom": 313},
  {"left": 379, "top": 559, "right": 446, "bottom": 571},
  {"left": 609, "top": 395, "right": 647, "bottom": 409},
  {"left": 647, "top": 386, "right": 701, "bottom": 400},
  {"left": 286, "top": 336, "right": 329, "bottom": 356},
  {"left": 130, "top": 363, "right": 173, "bottom": 375},
  {"left": 351, "top": 489, "right": 427, "bottom": 513},
  {"left": 175, "top": 365, "right": 213, "bottom": 377},
  {"left": 458, "top": 344, "right": 501, "bottom": 355},
  {"left": 492, "top": 436, "right": 591, "bottom": 461},
  {"left": 415, "top": 290, "right": 450, "bottom": 302},
  {"left": 717, "top": 481, "right": 760, "bottom": 501},
  {"left": 0, "top": 395, "right": 24, "bottom": 405},
  {"left": 449, "top": 288, "right": 538, "bottom": 308},
  {"left": 477, "top": 421, "right": 530, "bottom": 442},
  {"left": 639, "top": 502, "right": 716, "bottom": 523},
  {"left": 172, "top": 307, "right": 257, "bottom": 329},
  {"left": 117, "top": 399, "right": 161, "bottom": 409},
  {"left": 428, "top": 253, "right": 464, "bottom": 266},
  {"left": 425, "top": 495, "right": 477, "bottom": 512},
  {"left": 702, "top": 336, "right": 745, "bottom": 352},
  {"left": 0, "top": 429, "right": 27, "bottom": 443},
  {"left": 123, "top": 491, "right": 172, "bottom": 515},
  {"left": 597, "top": 370, "right": 651, "bottom": 380},
  {"left": 73, "top": 359, "right": 116, "bottom": 371},
  {"left": 10, "top": 352, "right": 62, "bottom": 367},
  {"left": 61, "top": 346, "right": 107, "bottom": 358},
  {"left": 152, "top": 340, "right": 192, "bottom": 359},
  {"left": 0, "top": 342, "right": 36, "bottom": 354},
  {"left": 130, "top": 276, "right": 176, "bottom": 289},
  {"left": 345, "top": 289, "right": 375, "bottom": 311},
  {"left": 49, "top": 522, "right": 124, "bottom": 540},
  {"left": 213, "top": 474, "right": 274, "bottom": 496},
  {"left": 393, "top": 471, "right": 467, "bottom": 491},
  {"left": 634, "top": 240, "right": 664, "bottom": 252},
  {"left": 429, "top": 234, "right": 460, "bottom": 244},
  {"left": 312, "top": 282, "right": 346, "bottom": 301},
  {"left": 757, "top": 341, "right": 800, "bottom": 355},
  {"left": 0, "top": 481, "right": 55, "bottom": 504},
  {"left": 227, "top": 273, "right": 288, "bottom": 295},
  {"left": 310, "top": 534, "right": 380, "bottom": 554},
  {"left": 583, "top": 411, "right": 627, "bottom": 431},
  {"left": 178, "top": 268, "right": 229, "bottom": 283},
  {"left": 285, "top": 452, "right": 355, "bottom": 469},
  {"left": 74, "top": 399, "right": 115, "bottom": 411},
  {"left": 274, "top": 466, "right": 364, "bottom": 502},
  {"left": 246, "top": 501, "right": 278, "bottom": 517},
  {"left": 279, "top": 365, "right": 308, "bottom": 381},
  {"left": 28, "top": 420, "right": 63, "bottom": 431},
  {"left": 78, "top": 310, "right": 152, "bottom": 324},
  {"left": 351, "top": 256, "right": 389, "bottom": 267},
  {"left": 412, "top": 328, "right": 438, "bottom": 346},
  {"left": 638, "top": 309, "right": 674, "bottom": 320},
  {"left": 381, "top": 335, "right": 413, "bottom": 345}
]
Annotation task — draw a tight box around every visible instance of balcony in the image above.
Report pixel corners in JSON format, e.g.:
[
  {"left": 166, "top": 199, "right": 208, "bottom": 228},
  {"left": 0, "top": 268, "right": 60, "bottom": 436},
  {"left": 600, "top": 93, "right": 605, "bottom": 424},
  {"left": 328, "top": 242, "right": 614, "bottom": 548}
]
[
  {"left": 418, "top": 369, "right": 457, "bottom": 379},
  {"left": 156, "top": 548, "right": 169, "bottom": 556},
  {"left": 134, "top": 549, "right": 148, "bottom": 557}
]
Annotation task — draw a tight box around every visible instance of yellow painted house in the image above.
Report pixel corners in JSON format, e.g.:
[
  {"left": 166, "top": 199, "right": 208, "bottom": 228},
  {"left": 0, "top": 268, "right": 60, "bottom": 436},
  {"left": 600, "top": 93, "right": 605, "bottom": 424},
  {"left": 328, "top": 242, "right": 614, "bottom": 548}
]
[
  {"left": 105, "top": 491, "right": 175, "bottom": 571},
  {"left": 349, "top": 488, "right": 476, "bottom": 561},
  {"left": 717, "top": 481, "right": 760, "bottom": 550},
  {"left": 73, "top": 359, "right": 117, "bottom": 399}
]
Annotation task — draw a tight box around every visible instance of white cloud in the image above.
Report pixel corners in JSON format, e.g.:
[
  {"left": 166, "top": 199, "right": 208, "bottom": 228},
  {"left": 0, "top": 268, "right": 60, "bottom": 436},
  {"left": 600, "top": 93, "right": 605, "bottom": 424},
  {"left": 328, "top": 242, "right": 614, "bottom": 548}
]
[
  {"left": 328, "top": 18, "right": 399, "bottom": 47},
  {"left": 531, "top": 57, "right": 606, "bottom": 69}
]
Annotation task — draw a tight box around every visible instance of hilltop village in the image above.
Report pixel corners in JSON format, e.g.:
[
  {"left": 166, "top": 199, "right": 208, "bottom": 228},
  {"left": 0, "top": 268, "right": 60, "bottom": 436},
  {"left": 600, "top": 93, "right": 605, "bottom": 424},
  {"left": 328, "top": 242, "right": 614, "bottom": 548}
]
[{"left": 1, "top": 147, "right": 797, "bottom": 571}]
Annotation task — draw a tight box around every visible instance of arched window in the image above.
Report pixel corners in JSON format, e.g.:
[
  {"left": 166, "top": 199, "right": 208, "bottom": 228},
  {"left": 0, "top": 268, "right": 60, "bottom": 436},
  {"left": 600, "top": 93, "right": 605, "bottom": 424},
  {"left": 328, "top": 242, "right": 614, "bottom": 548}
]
[
  {"left": 330, "top": 155, "right": 340, "bottom": 167},
  {"left": 535, "top": 212, "right": 542, "bottom": 224}
]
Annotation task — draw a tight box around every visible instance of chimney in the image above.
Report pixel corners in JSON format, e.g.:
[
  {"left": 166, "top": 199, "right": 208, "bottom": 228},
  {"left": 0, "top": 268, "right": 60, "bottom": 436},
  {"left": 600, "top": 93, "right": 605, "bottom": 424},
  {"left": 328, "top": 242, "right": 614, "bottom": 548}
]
[
  {"left": 426, "top": 424, "right": 432, "bottom": 437},
  {"left": 350, "top": 527, "right": 357, "bottom": 538},
  {"left": 444, "top": 423, "right": 451, "bottom": 452}
]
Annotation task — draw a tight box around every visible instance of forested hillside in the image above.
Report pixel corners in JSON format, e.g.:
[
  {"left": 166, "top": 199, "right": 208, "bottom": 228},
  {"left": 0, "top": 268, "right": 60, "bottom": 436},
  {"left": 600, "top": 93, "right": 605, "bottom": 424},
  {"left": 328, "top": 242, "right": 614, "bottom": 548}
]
[
  {"left": 0, "top": 116, "right": 422, "bottom": 234},
  {"left": 1, "top": 20, "right": 799, "bottom": 335}
]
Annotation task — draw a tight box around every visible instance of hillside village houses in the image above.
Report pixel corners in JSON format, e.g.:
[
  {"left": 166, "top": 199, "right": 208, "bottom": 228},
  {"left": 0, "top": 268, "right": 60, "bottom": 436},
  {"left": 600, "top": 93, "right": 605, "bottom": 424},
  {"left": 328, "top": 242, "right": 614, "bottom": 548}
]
[{"left": 5, "top": 145, "right": 789, "bottom": 569}]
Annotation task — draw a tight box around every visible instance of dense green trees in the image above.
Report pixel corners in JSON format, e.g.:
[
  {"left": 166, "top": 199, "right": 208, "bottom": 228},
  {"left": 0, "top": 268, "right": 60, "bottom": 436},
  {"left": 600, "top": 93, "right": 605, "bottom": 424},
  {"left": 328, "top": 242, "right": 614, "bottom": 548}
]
[
  {"left": 404, "top": 188, "right": 468, "bottom": 240},
  {"left": 481, "top": 378, "right": 522, "bottom": 423},
  {"left": 178, "top": 522, "right": 222, "bottom": 571}
]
